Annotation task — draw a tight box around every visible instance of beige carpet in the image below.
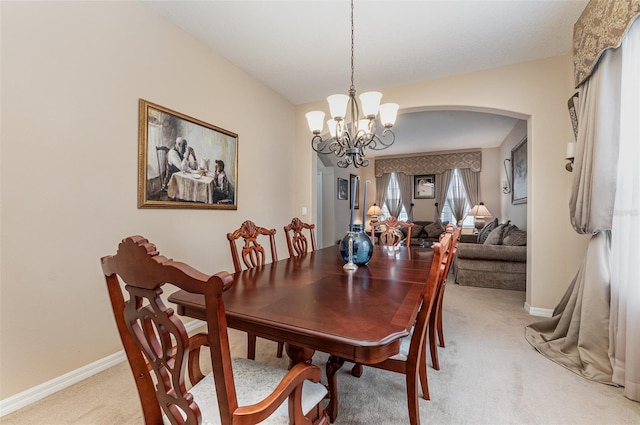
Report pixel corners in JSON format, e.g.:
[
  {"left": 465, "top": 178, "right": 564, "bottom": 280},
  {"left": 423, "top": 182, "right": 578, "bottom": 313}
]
[{"left": 3, "top": 280, "right": 640, "bottom": 424}]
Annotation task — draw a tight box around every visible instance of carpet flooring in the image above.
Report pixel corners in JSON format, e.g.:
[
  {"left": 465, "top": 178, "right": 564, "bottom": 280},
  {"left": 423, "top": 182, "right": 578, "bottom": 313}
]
[{"left": 3, "top": 280, "right": 640, "bottom": 424}]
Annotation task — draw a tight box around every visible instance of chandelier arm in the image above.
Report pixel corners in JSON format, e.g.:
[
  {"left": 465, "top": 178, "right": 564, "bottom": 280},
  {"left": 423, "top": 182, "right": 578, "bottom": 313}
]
[{"left": 367, "top": 129, "right": 396, "bottom": 150}]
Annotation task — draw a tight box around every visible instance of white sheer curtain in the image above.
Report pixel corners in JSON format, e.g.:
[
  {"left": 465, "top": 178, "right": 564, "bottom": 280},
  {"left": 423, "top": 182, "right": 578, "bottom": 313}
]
[{"left": 610, "top": 17, "right": 640, "bottom": 402}]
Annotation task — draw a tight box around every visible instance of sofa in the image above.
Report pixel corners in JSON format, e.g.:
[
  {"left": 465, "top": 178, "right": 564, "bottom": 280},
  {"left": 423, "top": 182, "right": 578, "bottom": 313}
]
[
  {"left": 452, "top": 219, "right": 527, "bottom": 291},
  {"left": 399, "top": 220, "right": 449, "bottom": 247}
]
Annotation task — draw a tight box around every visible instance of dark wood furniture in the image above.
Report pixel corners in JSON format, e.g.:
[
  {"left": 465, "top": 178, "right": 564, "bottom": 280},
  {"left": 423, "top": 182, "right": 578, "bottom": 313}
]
[
  {"left": 431, "top": 225, "right": 463, "bottom": 366},
  {"left": 168, "top": 244, "right": 433, "bottom": 423},
  {"left": 371, "top": 216, "right": 414, "bottom": 246},
  {"left": 283, "top": 217, "right": 316, "bottom": 257},
  {"left": 227, "top": 220, "right": 282, "bottom": 359},
  {"left": 101, "top": 235, "right": 329, "bottom": 425},
  {"left": 366, "top": 232, "right": 451, "bottom": 425}
]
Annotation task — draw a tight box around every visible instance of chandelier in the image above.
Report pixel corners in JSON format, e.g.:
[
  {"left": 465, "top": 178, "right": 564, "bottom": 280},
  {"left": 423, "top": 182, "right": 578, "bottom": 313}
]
[{"left": 305, "top": 0, "right": 399, "bottom": 168}]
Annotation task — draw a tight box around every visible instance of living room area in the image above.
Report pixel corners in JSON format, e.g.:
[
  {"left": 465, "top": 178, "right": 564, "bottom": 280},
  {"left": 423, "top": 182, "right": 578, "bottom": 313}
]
[{"left": 317, "top": 113, "right": 529, "bottom": 291}]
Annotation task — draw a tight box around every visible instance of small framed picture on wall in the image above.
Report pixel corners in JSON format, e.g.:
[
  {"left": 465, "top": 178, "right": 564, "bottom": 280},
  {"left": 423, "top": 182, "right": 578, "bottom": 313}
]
[
  {"left": 414, "top": 174, "right": 435, "bottom": 199},
  {"left": 337, "top": 178, "right": 348, "bottom": 200}
]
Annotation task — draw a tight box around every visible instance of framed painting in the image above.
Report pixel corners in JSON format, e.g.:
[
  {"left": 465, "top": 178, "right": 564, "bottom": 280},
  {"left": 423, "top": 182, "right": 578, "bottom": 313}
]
[
  {"left": 350, "top": 174, "right": 360, "bottom": 209},
  {"left": 138, "top": 99, "right": 238, "bottom": 209},
  {"left": 337, "top": 178, "right": 348, "bottom": 200},
  {"left": 414, "top": 174, "right": 435, "bottom": 199},
  {"left": 511, "top": 138, "right": 527, "bottom": 205}
]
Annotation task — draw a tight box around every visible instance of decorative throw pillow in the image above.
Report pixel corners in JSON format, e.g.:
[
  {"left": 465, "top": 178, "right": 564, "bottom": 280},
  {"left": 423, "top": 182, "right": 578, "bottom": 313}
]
[
  {"left": 503, "top": 226, "right": 527, "bottom": 246},
  {"left": 410, "top": 224, "right": 424, "bottom": 239},
  {"left": 477, "top": 218, "right": 498, "bottom": 244},
  {"left": 424, "top": 220, "right": 445, "bottom": 238},
  {"left": 483, "top": 221, "right": 511, "bottom": 245}
]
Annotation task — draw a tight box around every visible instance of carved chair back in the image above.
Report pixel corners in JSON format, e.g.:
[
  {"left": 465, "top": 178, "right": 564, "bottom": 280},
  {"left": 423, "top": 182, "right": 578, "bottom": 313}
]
[
  {"left": 227, "top": 220, "right": 278, "bottom": 273},
  {"left": 371, "top": 217, "right": 414, "bottom": 246},
  {"left": 101, "top": 236, "right": 238, "bottom": 424},
  {"left": 101, "top": 235, "right": 328, "bottom": 425},
  {"left": 284, "top": 217, "right": 317, "bottom": 257}
]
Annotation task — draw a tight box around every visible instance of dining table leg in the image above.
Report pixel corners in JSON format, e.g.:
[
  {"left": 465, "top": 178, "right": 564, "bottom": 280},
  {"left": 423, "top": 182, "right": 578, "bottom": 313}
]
[{"left": 326, "top": 355, "right": 345, "bottom": 423}]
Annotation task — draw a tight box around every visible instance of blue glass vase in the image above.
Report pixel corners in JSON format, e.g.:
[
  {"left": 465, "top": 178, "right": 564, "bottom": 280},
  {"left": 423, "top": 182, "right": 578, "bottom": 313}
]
[{"left": 339, "top": 231, "right": 374, "bottom": 266}]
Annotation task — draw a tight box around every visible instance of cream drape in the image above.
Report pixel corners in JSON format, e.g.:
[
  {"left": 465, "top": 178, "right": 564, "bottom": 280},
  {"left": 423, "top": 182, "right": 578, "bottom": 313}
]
[
  {"left": 435, "top": 169, "right": 452, "bottom": 221},
  {"left": 396, "top": 173, "right": 413, "bottom": 220},
  {"left": 459, "top": 168, "right": 480, "bottom": 209},
  {"left": 526, "top": 14, "right": 640, "bottom": 403}
]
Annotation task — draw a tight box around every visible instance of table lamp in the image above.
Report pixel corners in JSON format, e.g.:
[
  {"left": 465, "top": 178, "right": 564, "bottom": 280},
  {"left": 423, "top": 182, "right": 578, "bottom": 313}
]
[
  {"left": 468, "top": 202, "right": 492, "bottom": 233},
  {"left": 366, "top": 204, "right": 383, "bottom": 227}
]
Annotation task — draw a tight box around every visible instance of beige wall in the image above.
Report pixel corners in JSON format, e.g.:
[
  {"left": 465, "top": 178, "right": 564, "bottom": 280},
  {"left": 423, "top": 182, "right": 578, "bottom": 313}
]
[
  {"left": 0, "top": 1, "right": 297, "bottom": 398},
  {"left": 296, "top": 56, "right": 590, "bottom": 315}
]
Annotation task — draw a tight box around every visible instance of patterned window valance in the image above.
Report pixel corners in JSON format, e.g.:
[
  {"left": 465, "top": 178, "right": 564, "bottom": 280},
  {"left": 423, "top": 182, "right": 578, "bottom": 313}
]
[
  {"left": 573, "top": 0, "right": 640, "bottom": 88},
  {"left": 374, "top": 151, "right": 481, "bottom": 177}
]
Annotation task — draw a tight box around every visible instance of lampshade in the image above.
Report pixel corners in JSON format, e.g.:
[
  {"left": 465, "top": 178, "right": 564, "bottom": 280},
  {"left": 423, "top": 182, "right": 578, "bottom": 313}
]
[
  {"left": 366, "top": 204, "right": 383, "bottom": 216},
  {"left": 468, "top": 203, "right": 492, "bottom": 217},
  {"left": 359, "top": 91, "right": 382, "bottom": 118},
  {"left": 327, "top": 94, "right": 349, "bottom": 119},
  {"left": 379, "top": 103, "right": 399, "bottom": 127},
  {"left": 305, "top": 111, "right": 325, "bottom": 133}
]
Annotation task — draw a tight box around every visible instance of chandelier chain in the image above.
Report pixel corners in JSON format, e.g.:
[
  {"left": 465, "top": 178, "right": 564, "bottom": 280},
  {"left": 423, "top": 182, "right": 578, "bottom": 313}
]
[{"left": 350, "top": 0, "right": 355, "bottom": 91}]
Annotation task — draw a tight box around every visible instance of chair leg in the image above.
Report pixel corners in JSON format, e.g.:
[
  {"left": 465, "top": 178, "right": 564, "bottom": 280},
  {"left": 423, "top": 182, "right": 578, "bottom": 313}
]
[
  {"left": 436, "top": 287, "right": 446, "bottom": 348},
  {"left": 276, "top": 342, "right": 284, "bottom": 358},
  {"left": 429, "top": 320, "right": 440, "bottom": 371},
  {"left": 419, "top": 346, "right": 430, "bottom": 401},
  {"left": 406, "top": 360, "right": 422, "bottom": 425},
  {"left": 247, "top": 333, "right": 257, "bottom": 360}
]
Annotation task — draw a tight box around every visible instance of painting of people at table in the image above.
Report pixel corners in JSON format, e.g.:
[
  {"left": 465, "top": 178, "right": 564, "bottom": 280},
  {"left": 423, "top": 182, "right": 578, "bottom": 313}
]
[{"left": 139, "top": 99, "right": 237, "bottom": 209}]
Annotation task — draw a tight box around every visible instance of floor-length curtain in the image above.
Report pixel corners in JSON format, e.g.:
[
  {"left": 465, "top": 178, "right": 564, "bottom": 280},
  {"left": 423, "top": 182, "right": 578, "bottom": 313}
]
[
  {"left": 396, "top": 173, "right": 413, "bottom": 221},
  {"left": 376, "top": 173, "right": 392, "bottom": 214},
  {"left": 610, "top": 17, "right": 640, "bottom": 402},
  {"left": 459, "top": 168, "right": 480, "bottom": 208},
  {"left": 435, "top": 169, "right": 452, "bottom": 221},
  {"left": 526, "top": 15, "right": 640, "bottom": 402}
]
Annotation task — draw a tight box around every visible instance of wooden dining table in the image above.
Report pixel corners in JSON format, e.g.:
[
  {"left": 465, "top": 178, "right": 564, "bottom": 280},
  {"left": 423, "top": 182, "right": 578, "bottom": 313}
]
[{"left": 168, "top": 244, "right": 433, "bottom": 422}]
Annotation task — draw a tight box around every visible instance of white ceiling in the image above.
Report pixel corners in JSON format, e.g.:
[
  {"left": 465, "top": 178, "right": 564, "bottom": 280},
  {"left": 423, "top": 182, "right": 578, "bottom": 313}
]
[{"left": 142, "top": 0, "right": 588, "bottom": 156}]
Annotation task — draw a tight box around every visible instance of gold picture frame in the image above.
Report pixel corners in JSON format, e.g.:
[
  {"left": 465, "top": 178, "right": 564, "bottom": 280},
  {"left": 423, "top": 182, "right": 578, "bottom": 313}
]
[{"left": 138, "top": 99, "right": 238, "bottom": 209}]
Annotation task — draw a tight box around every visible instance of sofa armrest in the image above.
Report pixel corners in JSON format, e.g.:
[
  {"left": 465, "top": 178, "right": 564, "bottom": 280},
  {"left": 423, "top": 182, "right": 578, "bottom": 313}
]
[{"left": 456, "top": 243, "right": 526, "bottom": 262}]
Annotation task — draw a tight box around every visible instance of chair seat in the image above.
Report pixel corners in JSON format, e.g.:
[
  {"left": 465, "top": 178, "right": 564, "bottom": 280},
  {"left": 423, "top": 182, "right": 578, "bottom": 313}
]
[
  {"left": 164, "top": 358, "right": 328, "bottom": 425},
  {"left": 390, "top": 332, "right": 412, "bottom": 361}
]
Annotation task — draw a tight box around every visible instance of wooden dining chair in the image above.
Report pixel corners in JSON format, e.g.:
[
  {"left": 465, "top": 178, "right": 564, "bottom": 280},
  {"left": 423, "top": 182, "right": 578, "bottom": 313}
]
[
  {"left": 101, "top": 235, "right": 329, "bottom": 425},
  {"left": 371, "top": 217, "right": 414, "bottom": 246},
  {"left": 227, "top": 220, "right": 283, "bottom": 359},
  {"left": 431, "top": 225, "right": 463, "bottom": 361},
  {"left": 366, "top": 232, "right": 452, "bottom": 425},
  {"left": 284, "top": 217, "right": 316, "bottom": 257}
]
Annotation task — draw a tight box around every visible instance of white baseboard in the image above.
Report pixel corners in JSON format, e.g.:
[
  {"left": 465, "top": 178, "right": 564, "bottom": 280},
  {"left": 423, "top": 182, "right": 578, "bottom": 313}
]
[
  {"left": 525, "top": 302, "right": 554, "bottom": 317},
  {"left": 0, "top": 320, "right": 206, "bottom": 418}
]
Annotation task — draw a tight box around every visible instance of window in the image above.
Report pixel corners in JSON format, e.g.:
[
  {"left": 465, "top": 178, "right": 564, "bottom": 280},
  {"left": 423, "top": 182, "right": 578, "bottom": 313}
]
[
  {"left": 440, "top": 169, "right": 474, "bottom": 227},
  {"left": 380, "top": 173, "right": 409, "bottom": 221}
]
